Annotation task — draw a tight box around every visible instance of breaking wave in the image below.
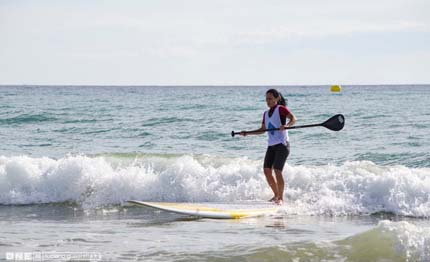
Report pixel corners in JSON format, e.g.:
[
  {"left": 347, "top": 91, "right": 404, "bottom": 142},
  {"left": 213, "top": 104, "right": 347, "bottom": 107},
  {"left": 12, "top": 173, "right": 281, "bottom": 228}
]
[{"left": 0, "top": 154, "right": 429, "bottom": 217}]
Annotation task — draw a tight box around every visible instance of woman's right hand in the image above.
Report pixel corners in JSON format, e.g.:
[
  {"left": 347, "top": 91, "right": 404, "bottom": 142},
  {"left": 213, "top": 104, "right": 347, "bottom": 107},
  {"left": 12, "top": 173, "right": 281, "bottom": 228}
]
[{"left": 240, "top": 131, "right": 247, "bottom": 136}]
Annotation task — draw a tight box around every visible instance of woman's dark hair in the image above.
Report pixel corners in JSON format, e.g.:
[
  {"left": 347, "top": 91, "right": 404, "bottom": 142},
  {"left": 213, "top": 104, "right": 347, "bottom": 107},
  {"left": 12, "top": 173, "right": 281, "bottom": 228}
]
[{"left": 266, "top": 89, "right": 287, "bottom": 106}]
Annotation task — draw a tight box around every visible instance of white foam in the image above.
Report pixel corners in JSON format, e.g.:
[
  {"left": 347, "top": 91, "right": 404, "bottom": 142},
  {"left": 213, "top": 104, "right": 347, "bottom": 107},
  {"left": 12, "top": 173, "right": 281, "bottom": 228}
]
[
  {"left": 282, "top": 161, "right": 430, "bottom": 217},
  {"left": 0, "top": 154, "right": 270, "bottom": 208},
  {"left": 0, "top": 155, "right": 429, "bottom": 216},
  {"left": 377, "top": 220, "right": 430, "bottom": 261}
]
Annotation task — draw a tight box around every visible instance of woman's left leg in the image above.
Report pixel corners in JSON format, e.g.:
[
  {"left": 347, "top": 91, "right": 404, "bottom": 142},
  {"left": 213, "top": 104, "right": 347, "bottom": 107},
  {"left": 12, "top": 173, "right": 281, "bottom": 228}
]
[{"left": 273, "top": 143, "right": 290, "bottom": 204}]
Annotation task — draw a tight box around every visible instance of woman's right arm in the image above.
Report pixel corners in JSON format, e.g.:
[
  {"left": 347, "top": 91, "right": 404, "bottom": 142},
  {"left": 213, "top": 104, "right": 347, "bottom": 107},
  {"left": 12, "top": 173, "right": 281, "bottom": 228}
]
[{"left": 240, "top": 123, "right": 266, "bottom": 136}]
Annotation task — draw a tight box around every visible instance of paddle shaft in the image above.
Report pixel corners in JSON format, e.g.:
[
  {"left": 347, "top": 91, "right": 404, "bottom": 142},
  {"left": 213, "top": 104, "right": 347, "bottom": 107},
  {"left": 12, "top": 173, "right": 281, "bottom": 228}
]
[
  {"left": 231, "top": 114, "right": 344, "bottom": 137},
  {"left": 231, "top": 123, "right": 321, "bottom": 136}
]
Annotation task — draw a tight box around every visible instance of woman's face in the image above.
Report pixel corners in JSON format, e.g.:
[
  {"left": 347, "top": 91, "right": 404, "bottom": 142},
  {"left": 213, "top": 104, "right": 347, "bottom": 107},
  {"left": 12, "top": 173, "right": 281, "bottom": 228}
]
[{"left": 266, "top": 93, "right": 279, "bottom": 108}]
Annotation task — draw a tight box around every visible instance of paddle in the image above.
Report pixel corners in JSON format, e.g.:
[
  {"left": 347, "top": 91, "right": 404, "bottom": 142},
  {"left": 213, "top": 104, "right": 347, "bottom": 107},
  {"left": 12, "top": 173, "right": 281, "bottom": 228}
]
[{"left": 231, "top": 114, "right": 345, "bottom": 137}]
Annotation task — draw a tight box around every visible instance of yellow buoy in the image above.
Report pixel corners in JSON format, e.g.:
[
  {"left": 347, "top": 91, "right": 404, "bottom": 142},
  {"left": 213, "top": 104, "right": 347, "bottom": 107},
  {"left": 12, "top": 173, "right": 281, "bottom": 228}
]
[{"left": 331, "top": 85, "right": 342, "bottom": 92}]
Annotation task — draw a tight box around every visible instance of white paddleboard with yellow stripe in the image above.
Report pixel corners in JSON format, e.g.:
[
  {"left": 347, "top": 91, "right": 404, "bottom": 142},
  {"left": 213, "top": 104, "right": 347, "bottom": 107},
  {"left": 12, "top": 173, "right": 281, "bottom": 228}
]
[{"left": 127, "top": 200, "right": 279, "bottom": 219}]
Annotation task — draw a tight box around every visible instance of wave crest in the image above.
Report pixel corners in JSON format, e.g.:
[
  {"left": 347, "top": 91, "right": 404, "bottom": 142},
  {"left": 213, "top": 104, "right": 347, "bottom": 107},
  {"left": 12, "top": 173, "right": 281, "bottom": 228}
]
[{"left": 0, "top": 154, "right": 429, "bottom": 217}]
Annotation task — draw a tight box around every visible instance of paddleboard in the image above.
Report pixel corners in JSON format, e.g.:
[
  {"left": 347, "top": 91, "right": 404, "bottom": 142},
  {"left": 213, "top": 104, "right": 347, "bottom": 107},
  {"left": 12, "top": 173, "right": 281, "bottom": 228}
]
[{"left": 127, "top": 200, "right": 279, "bottom": 219}]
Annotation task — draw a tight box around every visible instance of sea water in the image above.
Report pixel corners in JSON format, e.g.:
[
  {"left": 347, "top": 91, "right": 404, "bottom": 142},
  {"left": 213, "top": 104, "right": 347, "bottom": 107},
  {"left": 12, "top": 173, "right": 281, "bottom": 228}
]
[{"left": 0, "top": 85, "right": 429, "bottom": 261}]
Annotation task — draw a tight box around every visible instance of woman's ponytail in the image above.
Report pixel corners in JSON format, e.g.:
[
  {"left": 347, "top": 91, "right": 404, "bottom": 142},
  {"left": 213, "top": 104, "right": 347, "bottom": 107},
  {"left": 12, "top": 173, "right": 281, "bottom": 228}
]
[{"left": 278, "top": 93, "right": 287, "bottom": 106}]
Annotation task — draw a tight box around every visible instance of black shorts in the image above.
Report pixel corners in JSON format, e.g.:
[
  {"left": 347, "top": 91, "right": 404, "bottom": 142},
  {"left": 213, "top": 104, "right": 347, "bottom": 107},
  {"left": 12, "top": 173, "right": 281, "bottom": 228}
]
[{"left": 263, "top": 142, "right": 290, "bottom": 171}]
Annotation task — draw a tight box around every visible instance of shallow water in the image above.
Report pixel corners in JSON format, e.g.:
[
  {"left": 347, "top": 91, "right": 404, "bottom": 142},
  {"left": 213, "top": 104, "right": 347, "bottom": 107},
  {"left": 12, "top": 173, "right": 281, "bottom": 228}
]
[{"left": 2, "top": 204, "right": 429, "bottom": 261}]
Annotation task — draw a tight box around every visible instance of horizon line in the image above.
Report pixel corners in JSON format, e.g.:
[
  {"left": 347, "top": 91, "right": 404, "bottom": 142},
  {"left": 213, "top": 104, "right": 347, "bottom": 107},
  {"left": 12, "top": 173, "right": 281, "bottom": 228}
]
[{"left": 1, "top": 83, "right": 429, "bottom": 87}]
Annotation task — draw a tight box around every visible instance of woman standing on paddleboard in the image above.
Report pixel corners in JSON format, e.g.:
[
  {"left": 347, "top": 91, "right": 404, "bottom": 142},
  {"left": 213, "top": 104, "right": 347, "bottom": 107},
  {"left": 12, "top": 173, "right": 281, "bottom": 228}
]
[{"left": 240, "top": 89, "right": 297, "bottom": 205}]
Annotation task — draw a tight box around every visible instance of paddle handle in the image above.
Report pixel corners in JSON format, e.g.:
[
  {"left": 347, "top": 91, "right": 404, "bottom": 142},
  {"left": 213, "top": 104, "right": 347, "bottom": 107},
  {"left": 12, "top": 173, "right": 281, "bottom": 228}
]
[{"left": 231, "top": 123, "right": 322, "bottom": 137}]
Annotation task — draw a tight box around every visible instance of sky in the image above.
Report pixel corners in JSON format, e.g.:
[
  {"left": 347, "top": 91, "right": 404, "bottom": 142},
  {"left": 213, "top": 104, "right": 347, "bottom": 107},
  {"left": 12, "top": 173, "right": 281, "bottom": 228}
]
[{"left": 1, "top": 0, "right": 429, "bottom": 85}]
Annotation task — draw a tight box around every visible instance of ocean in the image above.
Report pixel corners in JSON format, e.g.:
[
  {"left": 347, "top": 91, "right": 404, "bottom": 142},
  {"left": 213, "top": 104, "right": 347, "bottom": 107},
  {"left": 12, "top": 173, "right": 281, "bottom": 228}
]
[{"left": 0, "top": 85, "right": 429, "bottom": 261}]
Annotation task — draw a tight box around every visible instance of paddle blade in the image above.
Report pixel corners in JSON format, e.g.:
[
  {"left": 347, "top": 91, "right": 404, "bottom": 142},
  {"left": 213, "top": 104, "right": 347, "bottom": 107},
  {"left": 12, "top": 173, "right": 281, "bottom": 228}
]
[{"left": 322, "top": 114, "right": 345, "bottom": 131}]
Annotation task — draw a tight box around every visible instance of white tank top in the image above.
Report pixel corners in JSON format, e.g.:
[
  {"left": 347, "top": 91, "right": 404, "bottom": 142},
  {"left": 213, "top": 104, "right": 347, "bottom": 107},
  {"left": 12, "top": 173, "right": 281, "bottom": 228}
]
[{"left": 264, "top": 105, "right": 289, "bottom": 146}]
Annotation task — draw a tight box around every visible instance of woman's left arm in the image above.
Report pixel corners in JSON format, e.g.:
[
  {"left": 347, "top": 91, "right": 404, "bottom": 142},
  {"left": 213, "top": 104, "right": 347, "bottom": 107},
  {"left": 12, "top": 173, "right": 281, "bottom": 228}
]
[
  {"left": 280, "top": 112, "right": 297, "bottom": 130},
  {"left": 286, "top": 112, "right": 297, "bottom": 127}
]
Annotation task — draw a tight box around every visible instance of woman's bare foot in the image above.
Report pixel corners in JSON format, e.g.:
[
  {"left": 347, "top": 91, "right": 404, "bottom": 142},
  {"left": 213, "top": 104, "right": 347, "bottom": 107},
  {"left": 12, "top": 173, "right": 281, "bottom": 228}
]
[
  {"left": 275, "top": 199, "right": 284, "bottom": 205},
  {"left": 268, "top": 196, "right": 278, "bottom": 202}
]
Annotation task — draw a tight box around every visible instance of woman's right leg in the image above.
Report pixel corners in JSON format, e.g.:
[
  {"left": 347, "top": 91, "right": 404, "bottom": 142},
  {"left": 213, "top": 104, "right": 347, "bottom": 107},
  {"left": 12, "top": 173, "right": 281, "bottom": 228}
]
[
  {"left": 274, "top": 169, "right": 284, "bottom": 201},
  {"left": 264, "top": 146, "right": 279, "bottom": 201},
  {"left": 264, "top": 168, "right": 278, "bottom": 200}
]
